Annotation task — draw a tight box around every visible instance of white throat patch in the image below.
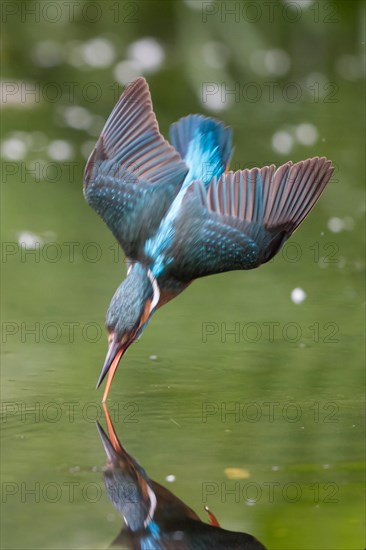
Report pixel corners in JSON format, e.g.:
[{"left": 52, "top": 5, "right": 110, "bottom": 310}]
[
  {"left": 144, "top": 484, "right": 157, "bottom": 527},
  {"left": 147, "top": 269, "right": 160, "bottom": 313}
]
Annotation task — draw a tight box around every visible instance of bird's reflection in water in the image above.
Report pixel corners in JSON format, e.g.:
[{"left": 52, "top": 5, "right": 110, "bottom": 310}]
[{"left": 97, "top": 406, "right": 266, "bottom": 550}]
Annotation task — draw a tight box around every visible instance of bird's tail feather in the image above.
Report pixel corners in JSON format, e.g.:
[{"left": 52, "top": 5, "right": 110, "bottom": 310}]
[{"left": 169, "top": 114, "right": 232, "bottom": 184}]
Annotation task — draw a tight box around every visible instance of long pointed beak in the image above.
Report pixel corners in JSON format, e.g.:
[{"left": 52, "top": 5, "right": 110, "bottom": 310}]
[
  {"left": 96, "top": 404, "right": 124, "bottom": 461},
  {"left": 96, "top": 340, "right": 126, "bottom": 402},
  {"left": 96, "top": 421, "right": 118, "bottom": 462},
  {"left": 103, "top": 402, "right": 123, "bottom": 454}
]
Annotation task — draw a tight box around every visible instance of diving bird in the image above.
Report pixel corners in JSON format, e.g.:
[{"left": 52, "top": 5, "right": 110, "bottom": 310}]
[
  {"left": 83, "top": 77, "right": 334, "bottom": 402},
  {"left": 97, "top": 404, "right": 267, "bottom": 549}
]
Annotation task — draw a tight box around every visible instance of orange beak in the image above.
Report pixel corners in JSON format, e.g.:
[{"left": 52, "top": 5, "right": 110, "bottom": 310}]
[
  {"left": 96, "top": 407, "right": 122, "bottom": 462},
  {"left": 96, "top": 340, "right": 128, "bottom": 402},
  {"left": 102, "top": 403, "right": 123, "bottom": 454}
]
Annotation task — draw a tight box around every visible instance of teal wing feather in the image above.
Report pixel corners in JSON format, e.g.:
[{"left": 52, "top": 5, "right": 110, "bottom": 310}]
[
  {"left": 83, "top": 78, "right": 188, "bottom": 260},
  {"left": 167, "top": 157, "right": 334, "bottom": 282}
]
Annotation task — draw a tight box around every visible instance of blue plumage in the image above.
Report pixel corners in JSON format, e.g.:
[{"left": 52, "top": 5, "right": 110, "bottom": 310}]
[
  {"left": 170, "top": 113, "right": 232, "bottom": 172},
  {"left": 83, "top": 77, "right": 334, "bottom": 401},
  {"left": 144, "top": 116, "right": 232, "bottom": 277},
  {"left": 183, "top": 125, "right": 228, "bottom": 184}
]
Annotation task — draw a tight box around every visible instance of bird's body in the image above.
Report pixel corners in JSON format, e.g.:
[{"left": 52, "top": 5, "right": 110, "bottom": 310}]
[{"left": 84, "top": 77, "right": 334, "bottom": 401}]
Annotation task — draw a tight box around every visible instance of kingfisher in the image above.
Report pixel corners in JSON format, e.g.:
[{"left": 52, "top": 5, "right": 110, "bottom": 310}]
[
  {"left": 97, "top": 404, "right": 267, "bottom": 549},
  {"left": 84, "top": 77, "right": 334, "bottom": 402}
]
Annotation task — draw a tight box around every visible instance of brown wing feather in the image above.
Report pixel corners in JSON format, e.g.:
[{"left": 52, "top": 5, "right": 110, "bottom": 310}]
[
  {"left": 84, "top": 77, "right": 187, "bottom": 186},
  {"left": 207, "top": 157, "right": 333, "bottom": 234}
]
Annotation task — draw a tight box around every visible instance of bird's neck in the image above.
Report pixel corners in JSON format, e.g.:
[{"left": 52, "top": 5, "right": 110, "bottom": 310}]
[{"left": 128, "top": 263, "right": 160, "bottom": 311}]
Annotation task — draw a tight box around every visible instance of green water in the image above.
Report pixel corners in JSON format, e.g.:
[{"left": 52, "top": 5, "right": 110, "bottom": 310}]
[{"left": 1, "top": 1, "right": 365, "bottom": 549}]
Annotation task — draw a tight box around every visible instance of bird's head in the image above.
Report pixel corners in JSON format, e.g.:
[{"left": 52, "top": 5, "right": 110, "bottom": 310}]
[{"left": 97, "top": 263, "right": 160, "bottom": 402}]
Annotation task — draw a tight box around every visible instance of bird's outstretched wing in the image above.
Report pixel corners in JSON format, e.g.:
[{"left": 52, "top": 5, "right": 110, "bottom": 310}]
[
  {"left": 83, "top": 78, "right": 188, "bottom": 260},
  {"left": 167, "top": 157, "right": 334, "bottom": 282}
]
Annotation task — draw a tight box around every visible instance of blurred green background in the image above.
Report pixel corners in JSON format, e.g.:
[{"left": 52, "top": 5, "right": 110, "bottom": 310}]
[{"left": 1, "top": 0, "right": 365, "bottom": 549}]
